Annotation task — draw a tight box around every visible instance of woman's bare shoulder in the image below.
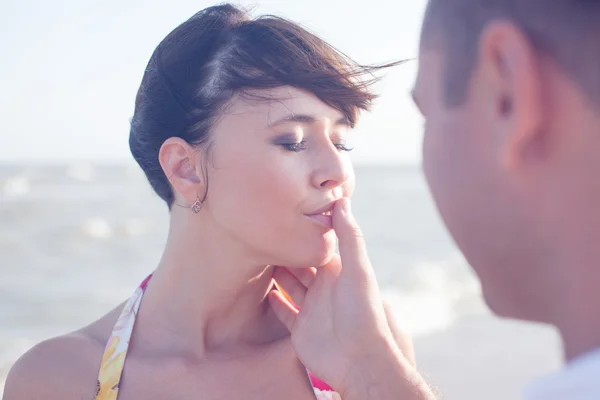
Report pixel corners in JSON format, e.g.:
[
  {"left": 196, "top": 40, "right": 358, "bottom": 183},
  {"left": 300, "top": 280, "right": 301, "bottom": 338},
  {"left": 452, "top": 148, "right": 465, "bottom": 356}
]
[
  {"left": 3, "top": 331, "right": 105, "bottom": 400},
  {"left": 3, "top": 306, "right": 122, "bottom": 400}
]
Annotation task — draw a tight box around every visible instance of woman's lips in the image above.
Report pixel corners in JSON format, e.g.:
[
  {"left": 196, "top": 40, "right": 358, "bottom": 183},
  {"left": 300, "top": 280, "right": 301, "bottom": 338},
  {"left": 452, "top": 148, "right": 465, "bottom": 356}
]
[{"left": 305, "top": 211, "right": 333, "bottom": 230}]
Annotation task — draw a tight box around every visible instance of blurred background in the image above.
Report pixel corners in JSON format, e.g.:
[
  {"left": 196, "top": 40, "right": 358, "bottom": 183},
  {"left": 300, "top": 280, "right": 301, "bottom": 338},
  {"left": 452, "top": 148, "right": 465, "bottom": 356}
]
[{"left": 1, "top": 0, "right": 561, "bottom": 398}]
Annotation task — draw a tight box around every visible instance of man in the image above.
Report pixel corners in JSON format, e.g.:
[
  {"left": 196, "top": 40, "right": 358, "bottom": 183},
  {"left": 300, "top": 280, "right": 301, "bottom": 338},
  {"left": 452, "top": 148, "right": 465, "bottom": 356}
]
[
  {"left": 412, "top": 0, "right": 600, "bottom": 397},
  {"left": 269, "top": 0, "right": 600, "bottom": 399}
]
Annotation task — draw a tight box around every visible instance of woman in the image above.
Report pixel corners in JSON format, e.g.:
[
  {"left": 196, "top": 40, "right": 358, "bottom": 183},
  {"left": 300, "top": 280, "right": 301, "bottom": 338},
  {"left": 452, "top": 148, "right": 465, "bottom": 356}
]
[{"left": 4, "top": 4, "right": 429, "bottom": 399}]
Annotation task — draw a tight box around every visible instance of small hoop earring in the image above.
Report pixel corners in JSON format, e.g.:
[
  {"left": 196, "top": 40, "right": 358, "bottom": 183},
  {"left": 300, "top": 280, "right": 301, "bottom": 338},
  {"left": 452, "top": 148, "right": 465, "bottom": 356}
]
[{"left": 191, "top": 196, "right": 203, "bottom": 213}]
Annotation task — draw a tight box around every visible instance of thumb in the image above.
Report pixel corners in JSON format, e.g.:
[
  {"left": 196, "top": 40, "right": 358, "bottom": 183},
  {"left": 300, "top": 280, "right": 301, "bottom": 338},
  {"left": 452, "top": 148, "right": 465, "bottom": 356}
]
[{"left": 332, "top": 198, "right": 374, "bottom": 280}]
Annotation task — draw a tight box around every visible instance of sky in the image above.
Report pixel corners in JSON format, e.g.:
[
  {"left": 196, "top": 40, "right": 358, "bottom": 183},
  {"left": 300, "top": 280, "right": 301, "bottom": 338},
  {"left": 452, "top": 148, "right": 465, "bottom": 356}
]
[{"left": 0, "top": 0, "right": 427, "bottom": 164}]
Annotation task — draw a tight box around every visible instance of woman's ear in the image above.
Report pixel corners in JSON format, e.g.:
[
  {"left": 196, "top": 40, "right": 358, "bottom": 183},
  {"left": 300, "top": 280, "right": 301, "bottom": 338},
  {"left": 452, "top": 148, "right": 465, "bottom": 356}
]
[{"left": 159, "top": 137, "right": 204, "bottom": 205}]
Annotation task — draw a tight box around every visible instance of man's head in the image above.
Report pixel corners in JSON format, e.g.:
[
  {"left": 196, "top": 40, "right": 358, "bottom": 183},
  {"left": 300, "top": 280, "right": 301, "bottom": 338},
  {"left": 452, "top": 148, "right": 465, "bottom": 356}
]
[{"left": 413, "top": 0, "right": 600, "bottom": 323}]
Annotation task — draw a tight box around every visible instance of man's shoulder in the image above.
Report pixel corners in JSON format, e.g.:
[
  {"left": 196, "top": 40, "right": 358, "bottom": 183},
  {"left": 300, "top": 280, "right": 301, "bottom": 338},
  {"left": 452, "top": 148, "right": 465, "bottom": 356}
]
[
  {"left": 3, "top": 332, "right": 104, "bottom": 400},
  {"left": 524, "top": 349, "right": 600, "bottom": 400}
]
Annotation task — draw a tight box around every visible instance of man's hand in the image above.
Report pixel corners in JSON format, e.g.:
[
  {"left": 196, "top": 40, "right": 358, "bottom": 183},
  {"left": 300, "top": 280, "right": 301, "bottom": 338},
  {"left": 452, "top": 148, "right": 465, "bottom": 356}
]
[{"left": 269, "top": 198, "right": 435, "bottom": 399}]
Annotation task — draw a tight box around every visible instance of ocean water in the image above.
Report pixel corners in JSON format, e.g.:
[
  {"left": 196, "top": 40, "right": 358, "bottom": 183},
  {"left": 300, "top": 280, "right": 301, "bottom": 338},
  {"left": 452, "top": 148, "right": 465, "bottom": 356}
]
[{"left": 0, "top": 162, "right": 560, "bottom": 398}]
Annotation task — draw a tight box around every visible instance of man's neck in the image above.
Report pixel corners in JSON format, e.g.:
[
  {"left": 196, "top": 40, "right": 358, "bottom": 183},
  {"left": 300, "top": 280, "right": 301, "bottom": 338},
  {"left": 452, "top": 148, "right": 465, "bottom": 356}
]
[{"left": 557, "top": 295, "right": 600, "bottom": 362}]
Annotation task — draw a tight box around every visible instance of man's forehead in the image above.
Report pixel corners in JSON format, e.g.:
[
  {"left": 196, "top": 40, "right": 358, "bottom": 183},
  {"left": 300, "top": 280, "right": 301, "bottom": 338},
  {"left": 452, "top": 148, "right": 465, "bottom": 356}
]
[{"left": 413, "top": 50, "right": 443, "bottom": 98}]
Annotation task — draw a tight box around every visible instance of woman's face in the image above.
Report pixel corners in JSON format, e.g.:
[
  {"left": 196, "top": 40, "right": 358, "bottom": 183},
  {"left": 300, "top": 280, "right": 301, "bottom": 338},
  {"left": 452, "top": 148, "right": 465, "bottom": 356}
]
[{"left": 201, "top": 86, "right": 355, "bottom": 268}]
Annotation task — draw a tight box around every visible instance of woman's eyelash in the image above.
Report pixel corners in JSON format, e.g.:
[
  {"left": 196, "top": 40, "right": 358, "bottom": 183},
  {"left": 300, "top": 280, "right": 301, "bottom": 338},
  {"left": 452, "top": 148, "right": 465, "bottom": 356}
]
[
  {"left": 281, "top": 141, "right": 308, "bottom": 152},
  {"left": 335, "top": 143, "right": 354, "bottom": 152},
  {"left": 280, "top": 141, "right": 354, "bottom": 152}
]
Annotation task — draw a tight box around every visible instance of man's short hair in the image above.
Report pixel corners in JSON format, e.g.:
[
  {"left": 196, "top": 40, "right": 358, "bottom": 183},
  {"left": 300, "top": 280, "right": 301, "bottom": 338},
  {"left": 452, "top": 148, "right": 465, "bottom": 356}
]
[{"left": 422, "top": 0, "right": 600, "bottom": 107}]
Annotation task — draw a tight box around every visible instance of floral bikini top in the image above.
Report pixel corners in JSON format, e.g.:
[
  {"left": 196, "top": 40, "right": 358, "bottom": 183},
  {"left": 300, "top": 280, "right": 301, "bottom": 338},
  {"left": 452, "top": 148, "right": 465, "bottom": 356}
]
[{"left": 94, "top": 275, "right": 340, "bottom": 400}]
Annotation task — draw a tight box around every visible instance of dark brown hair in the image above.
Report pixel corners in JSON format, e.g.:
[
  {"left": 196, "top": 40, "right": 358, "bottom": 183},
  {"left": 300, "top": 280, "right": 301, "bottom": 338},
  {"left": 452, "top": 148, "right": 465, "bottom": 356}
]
[
  {"left": 130, "top": 3, "right": 398, "bottom": 207},
  {"left": 422, "top": 0, "right": 600, "bottom": 107}
]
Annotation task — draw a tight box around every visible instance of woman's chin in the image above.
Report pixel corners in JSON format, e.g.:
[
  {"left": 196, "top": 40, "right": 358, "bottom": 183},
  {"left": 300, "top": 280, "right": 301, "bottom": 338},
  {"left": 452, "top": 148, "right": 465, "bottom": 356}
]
[{"left": 285, "top": 234, "right": 337, "bottom": 268}]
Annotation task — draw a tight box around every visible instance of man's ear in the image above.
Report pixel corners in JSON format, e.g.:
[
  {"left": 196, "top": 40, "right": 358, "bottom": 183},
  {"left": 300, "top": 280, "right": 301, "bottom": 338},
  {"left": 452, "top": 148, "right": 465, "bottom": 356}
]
[{"left": 477, "top": 21, "right": 546, "bottom": 171}]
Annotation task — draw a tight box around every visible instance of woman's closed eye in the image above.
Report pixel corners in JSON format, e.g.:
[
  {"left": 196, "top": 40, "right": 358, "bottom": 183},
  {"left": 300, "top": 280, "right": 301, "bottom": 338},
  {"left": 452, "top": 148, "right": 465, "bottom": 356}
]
[
  {"left": 281, "top": 140, "right": 308, "bottom": 152},
  {"left": 278, "top": 140, "right": 354, "bottom": 153},
  {"left": 333, "top": 140, "right": 354, "bottom": 152}
]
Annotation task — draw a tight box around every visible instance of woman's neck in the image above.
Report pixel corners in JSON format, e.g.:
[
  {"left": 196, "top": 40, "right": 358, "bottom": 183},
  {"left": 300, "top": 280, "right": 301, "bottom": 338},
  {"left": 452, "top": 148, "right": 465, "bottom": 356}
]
[{"left": 131, "top": 212, "right": 289, "bottom": 358}]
